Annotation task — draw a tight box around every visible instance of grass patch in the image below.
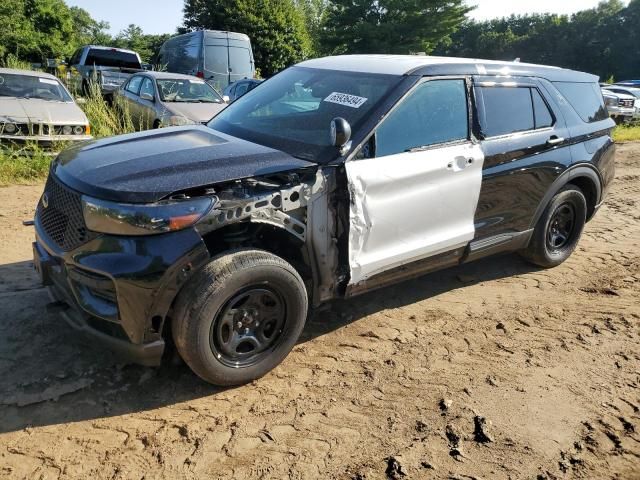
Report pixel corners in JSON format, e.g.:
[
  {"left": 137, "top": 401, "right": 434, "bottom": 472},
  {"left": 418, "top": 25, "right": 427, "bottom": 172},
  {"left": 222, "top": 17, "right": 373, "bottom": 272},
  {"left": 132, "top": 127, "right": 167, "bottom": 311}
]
[
  {"left": 613, "top": 124, "right": 640, "bottom": 142},
  {"left": 0, "top": 148, "right": 51, "bottom": 185},
  {"left": 80, "top": 83, "right": 137, "bottom": 137}
]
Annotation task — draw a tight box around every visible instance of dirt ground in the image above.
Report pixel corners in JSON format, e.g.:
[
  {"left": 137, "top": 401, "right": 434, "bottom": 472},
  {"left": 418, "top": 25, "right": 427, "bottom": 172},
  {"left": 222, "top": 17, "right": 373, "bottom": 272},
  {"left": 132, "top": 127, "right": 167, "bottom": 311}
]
[{"left": 0, "top": 144, "right": 639, "bottom": 480}]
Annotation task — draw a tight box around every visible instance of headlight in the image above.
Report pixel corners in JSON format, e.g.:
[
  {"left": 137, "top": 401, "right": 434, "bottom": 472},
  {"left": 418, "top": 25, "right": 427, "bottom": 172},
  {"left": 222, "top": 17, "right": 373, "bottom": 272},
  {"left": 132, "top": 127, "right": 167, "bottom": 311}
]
[
  {"left": 82, "top": 196, "right": 214, "bottom": 236},
  {"left": 4, "top": 123, "right": 17, "bottom": 134},
  {"left": 62, "top": 125, "right": 73, "bottom": 135},
  {"left": 166, "top": 115, "right": 195, "bottom": 127},
  {"left": 73, "top": 125, "right": 84, "bottom": 135}
]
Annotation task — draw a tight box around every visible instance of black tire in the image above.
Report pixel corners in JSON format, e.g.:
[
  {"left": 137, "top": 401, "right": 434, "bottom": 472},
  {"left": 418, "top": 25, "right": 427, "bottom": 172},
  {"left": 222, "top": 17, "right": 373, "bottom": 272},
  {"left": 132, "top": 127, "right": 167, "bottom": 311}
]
[
  {"left": 153, "top": 119, "right": 161, "bottom": 129},
  {"left": 520, "top": 184, "right": 587, "bottom": 268},
  {"left": 172, "top": 249, "right": 308, "bottom": 386}
]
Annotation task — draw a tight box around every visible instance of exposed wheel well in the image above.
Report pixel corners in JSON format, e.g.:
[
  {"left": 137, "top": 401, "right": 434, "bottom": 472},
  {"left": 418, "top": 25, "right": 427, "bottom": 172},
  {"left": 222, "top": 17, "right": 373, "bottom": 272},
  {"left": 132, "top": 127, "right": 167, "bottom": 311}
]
[
  {"left": 567, "top": 176, "right": 598, "bottom": 221},
  {"left": 200, "top": 222, "right": 312, "bottom": 283}
]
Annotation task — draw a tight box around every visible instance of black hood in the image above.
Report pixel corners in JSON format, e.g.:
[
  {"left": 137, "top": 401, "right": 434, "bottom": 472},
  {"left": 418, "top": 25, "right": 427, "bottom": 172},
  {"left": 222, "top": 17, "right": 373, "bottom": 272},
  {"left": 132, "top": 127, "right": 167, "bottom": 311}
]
[{"left": 53, "top": 125, "right": 316, "bottom": 203}]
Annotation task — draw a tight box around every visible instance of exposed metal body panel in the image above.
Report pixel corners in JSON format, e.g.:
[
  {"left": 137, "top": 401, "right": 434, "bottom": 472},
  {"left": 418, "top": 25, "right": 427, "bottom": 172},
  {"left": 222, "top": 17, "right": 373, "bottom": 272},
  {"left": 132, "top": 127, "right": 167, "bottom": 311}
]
[{"left": 346, "top": 142, "right": 485, "bottom": 285}]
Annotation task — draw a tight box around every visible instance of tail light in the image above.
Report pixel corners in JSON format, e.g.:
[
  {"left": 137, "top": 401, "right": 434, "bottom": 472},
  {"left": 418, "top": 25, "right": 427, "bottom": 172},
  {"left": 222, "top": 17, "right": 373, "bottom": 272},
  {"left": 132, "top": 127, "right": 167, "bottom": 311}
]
[{"left": 196, "top": 71, "right": 204, "bottom": 79}]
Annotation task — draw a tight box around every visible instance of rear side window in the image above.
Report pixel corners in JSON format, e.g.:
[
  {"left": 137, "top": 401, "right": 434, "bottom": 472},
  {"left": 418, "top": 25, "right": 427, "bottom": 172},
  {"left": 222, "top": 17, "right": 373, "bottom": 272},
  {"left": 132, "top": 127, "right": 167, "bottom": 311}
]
[
  {"left": 532, "top": 89, "right": 554, "bottom": 128},
  {"left": 85, "top": 49, "right": 141, "bottom": 69},
  {"left": 376, "top": 79, "right": 468, "bottom": 158},
  {"left": 553, "top": 82, "right": 608, "bottom": 123},
  {"left": 477, "top": 86, "right": 555, "bottom": 137}
]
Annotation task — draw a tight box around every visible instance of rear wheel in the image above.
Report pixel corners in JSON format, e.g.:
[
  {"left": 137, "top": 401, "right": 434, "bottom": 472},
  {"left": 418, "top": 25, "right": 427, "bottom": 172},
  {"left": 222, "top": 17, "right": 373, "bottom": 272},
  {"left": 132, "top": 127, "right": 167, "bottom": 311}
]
[
  {"left": 520, "top": 185, "right": 587, "bottom": 268},
  {"left": 172, "top": 249, "right": 308, "bottom": 386}
]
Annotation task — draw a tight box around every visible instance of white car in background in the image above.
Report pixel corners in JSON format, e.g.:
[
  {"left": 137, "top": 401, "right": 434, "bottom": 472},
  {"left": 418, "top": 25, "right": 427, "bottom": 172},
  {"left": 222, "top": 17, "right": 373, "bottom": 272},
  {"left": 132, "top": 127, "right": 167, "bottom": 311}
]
[
  {"left": 0, "top": 68, "right": 92, "bottom": 149},
  {"left": 602, "top": 84, "right": 640, "bottom": 121},
  {"left": 601, "top": 88, "right": 636, "bottom": 124}
]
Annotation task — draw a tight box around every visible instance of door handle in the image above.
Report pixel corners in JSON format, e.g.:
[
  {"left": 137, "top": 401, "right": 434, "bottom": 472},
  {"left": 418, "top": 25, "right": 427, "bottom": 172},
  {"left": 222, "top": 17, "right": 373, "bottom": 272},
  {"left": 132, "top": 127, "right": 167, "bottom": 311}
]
[
  {"left": 547, "top": 136, "right": 565, "bottom": 146},
  {"left": 448, "top": 157, "right": 475, "bottom": 171}
]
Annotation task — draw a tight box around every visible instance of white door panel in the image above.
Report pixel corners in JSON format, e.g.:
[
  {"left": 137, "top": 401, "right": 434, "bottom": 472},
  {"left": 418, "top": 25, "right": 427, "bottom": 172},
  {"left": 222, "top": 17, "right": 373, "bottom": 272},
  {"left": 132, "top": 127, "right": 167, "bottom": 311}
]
[{"left": 346, "top": 142, "right": 484, "bottom": 285}]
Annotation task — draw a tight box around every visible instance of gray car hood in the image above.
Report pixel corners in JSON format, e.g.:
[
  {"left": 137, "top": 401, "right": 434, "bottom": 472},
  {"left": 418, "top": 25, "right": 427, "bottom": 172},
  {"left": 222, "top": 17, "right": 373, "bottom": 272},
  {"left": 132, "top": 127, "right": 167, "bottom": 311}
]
[
  {"left": 0, "top": 97, "right": 88, "bottom": 125},
  {"left": 164, "top": 101, "right": 227, "bottom": 123}
]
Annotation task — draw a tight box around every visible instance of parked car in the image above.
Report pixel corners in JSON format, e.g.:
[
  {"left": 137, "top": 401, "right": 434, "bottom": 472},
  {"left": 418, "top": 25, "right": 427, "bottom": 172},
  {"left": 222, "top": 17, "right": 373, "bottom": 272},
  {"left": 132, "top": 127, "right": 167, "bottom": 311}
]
[
  {"left": 32, "top": 55, "right": 615, "bottom": 386},
  {"left": 114, "top": 72, "right": 228, "bottom": 130},
  {"left": 601, "top": 89, "right": 637, "bottom": 123},
  {"left": 223, "top": 78, "right": 263, "bottom": 102},
  {"left": 0, "top": 68, "right": 92, "bottom": 149},
  {"left": 615, "top": 80, "right": 640, "bottom": 87},
  {"left": 157, "top": 30, "right": 255, "bottom": 92},
  {"left": 68, "top": 45, "right": 143, "bottom": 100},
  {"left": 602, "top": 84, "right": 640, "bottom": 121}
]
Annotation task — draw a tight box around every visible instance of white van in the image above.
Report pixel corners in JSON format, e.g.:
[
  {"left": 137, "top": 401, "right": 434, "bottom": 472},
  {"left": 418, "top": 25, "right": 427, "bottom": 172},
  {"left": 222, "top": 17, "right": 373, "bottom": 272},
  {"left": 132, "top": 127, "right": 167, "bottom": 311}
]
[{"left": 158, "top": 30, "right": 255, "bottom": 92}]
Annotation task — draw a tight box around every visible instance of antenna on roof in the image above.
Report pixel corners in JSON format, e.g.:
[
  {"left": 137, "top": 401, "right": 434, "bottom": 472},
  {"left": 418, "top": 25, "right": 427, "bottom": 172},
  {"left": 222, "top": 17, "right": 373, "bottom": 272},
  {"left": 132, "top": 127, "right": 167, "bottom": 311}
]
[{"left": 514, "top": 58, "right": 521, "bottom": 63}]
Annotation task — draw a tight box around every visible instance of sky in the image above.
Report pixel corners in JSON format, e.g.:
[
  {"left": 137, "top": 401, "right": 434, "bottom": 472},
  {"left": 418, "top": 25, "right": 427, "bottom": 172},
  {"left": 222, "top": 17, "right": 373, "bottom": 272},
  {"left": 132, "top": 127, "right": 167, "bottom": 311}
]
[{"left": 65, "top": 0, "right": 621, "bottom": 36}]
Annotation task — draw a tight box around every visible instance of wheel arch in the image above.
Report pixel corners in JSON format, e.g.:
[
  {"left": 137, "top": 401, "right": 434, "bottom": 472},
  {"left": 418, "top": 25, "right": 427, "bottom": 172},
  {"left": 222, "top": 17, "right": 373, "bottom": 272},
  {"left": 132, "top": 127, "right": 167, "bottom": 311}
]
[
  {"left": 530, "top": 165, "right": 602, "bottom": 229},
  {"left": 200, "top": 221, "right": 313, "bottom": 287}
]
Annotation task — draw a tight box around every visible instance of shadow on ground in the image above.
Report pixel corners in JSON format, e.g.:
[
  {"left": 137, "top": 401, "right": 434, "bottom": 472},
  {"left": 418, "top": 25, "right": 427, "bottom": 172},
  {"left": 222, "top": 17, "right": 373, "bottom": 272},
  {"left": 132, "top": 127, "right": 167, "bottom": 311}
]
[{"left": 0, "top": 253, "right": 538, "bottom": 434}]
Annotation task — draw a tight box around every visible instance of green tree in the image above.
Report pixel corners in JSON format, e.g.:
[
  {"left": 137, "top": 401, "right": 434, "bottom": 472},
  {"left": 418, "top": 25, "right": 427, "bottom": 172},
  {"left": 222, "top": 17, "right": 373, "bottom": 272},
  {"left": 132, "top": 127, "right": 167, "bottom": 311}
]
[
  {"left": 182, "top": 0, "right": 312, "bottom": 76},
  {"left": 0, "top": 0, "right": 112, "bottom": 63},
  {"left": 320, "top": 0, "right": 472, "bottom": 55},
  {"left": 70, "top": 6, "right": 112, "bottom": 46}
]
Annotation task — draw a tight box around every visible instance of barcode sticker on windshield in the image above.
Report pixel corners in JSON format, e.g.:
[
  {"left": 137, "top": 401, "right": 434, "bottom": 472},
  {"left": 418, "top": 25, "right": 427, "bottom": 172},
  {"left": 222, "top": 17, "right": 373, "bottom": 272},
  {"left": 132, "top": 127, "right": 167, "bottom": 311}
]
[
  {"left": 324, "top": 92, "right": 368, "bottom": 109},
  {"left": 39, "top": 78, "right": 58, "bottom": 85}
]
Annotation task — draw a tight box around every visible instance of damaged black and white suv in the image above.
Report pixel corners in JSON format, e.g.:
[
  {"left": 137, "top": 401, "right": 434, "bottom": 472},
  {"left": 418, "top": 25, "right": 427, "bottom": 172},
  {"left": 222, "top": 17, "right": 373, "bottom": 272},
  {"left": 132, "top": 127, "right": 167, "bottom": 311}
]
[{"left": 33, "top": 55, "right": 615, "bottom": 385}]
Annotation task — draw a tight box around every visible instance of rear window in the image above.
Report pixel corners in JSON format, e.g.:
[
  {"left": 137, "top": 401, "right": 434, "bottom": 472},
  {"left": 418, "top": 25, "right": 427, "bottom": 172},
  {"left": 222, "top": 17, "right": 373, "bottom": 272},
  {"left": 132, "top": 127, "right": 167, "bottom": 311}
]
[
  {"left": 158, "top": 35, "right": 201, "bottom": 73},
  {"left": 229, "top": 47, "right": 251, "bottom": 75},
  {"left": 553, "top": 82, "right": 608, "bottom": 123},
  {"left": 85, "top": 49, "right": 141, "bottom": 69}
]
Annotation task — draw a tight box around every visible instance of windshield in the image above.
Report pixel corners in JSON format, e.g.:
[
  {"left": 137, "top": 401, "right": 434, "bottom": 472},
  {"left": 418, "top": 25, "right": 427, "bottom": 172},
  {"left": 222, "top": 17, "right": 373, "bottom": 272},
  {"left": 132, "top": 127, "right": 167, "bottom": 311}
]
[
  {"left": 208, "top": 66, "right": 401, "bottom": 161},
  {"left": 157, "top": 79, "right": 224, "bottom": 103},
  {"left": 0, "top": 73, "right": 73, "bottom": 102}
]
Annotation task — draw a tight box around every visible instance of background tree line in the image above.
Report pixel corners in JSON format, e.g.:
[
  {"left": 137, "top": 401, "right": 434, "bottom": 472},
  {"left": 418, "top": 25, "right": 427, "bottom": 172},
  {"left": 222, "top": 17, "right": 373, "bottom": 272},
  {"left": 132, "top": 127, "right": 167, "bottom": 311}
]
[{"left": 1, "top": 0, "right": 638, "bottom": 81}]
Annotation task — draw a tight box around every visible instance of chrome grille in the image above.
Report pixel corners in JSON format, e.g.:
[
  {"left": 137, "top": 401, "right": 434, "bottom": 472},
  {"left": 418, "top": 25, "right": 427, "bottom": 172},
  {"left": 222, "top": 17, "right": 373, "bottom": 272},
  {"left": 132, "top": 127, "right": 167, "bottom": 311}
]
[
  {"left": 619, "top": 98, "right": 635, "bottom": 108},
  {"left": 37, "top": 175, "right": 94, "bottom": 251}
]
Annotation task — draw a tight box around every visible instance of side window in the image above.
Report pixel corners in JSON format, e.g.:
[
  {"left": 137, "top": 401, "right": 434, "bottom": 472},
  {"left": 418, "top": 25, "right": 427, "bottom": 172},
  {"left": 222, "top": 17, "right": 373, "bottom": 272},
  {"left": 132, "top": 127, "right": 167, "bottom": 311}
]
[
  {"left": 126, "top": 76, "right": 143, "bottom": 95},
  {"left": 70, "top": 49, "right": 83, "bottom": 65},
  {"left": 140, "top": 78, "right": 155, "bottom": 98},
  {"left": 375, "top": 79, "right": 468, "bottom": 158},
  {"left": 532, "top": 89, "right": 553, "bottom": 128},
  {"left": 478, "top": 86, "right": 534, "bottom": 137}
]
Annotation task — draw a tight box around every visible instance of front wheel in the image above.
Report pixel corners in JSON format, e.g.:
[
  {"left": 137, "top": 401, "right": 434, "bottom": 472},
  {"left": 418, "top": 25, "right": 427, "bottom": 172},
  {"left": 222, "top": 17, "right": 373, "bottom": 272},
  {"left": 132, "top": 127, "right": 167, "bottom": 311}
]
[
  {"left": 172, "top": 249, "right": 308, "bottom": 386},
  {"left": 520, "top": 184, "right": 587, "bottom": 268}
]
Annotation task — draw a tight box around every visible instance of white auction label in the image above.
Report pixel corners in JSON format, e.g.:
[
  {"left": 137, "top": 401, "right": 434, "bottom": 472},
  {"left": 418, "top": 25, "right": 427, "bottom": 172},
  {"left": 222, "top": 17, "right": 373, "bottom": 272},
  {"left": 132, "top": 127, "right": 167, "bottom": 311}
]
[{"left": 324, "top": 92, "right": 368, "bottom": 108}]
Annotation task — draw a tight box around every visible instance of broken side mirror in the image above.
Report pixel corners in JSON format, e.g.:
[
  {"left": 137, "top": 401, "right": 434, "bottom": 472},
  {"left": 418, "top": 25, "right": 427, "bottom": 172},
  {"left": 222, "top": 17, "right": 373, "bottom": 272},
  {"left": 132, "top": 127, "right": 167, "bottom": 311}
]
[{"left": 330, "top": 117, "right": 351, "bottom": 154}]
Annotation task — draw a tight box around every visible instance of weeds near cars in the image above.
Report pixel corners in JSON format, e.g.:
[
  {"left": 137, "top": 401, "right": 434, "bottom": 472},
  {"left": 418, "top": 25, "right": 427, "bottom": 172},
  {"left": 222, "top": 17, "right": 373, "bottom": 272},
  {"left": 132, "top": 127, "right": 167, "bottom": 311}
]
[
  {"left": 613, "top": 124, "right": 640, "bottom": 142},
  {"left": 0, "top": 147, "right": 51, "bottom": 184},
  {"left": 81, "top": 83, "right": 136, "bottom": 137}
]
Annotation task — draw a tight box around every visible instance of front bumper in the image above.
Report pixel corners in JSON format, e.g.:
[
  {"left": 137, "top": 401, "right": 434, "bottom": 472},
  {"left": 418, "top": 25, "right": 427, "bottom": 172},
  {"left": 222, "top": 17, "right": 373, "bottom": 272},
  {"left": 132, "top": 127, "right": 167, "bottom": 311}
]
[{"left": 33, "top": 216, "right": 210, "bottom": 366}]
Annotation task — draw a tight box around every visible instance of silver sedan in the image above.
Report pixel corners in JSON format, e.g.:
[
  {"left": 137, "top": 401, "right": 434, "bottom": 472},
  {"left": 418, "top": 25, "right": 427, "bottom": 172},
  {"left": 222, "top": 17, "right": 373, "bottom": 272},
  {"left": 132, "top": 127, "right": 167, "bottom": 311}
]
[{"left": 114, "top": 71, "right": 228, "bottom": 130}]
